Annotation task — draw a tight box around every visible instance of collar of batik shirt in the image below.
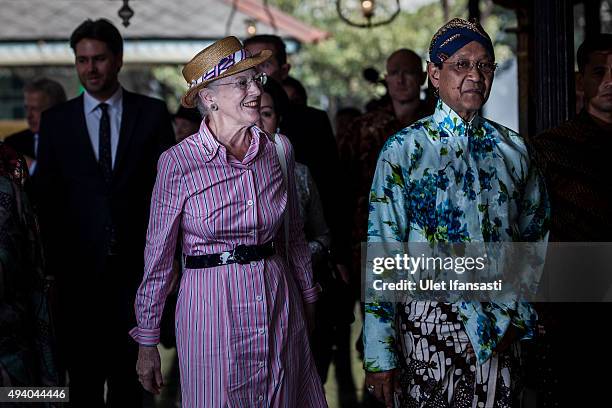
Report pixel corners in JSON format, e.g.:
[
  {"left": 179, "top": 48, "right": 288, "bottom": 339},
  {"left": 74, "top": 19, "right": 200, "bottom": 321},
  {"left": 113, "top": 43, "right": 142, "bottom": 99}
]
[{"left": 432, "top": 99, "right": 483, "bottom": 138}]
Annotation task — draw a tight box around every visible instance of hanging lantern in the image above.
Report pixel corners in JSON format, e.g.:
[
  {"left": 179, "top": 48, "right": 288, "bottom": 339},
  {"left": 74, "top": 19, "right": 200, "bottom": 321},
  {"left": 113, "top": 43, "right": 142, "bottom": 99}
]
[
  {"left": 336, "top": 0, "right": 400, "bottom": 28},
  {"left": 245, "top": 19, "right": 258, "bottom": 37},
  {"left": 118, "top": 0, "right": 135, "bottom": 28}
]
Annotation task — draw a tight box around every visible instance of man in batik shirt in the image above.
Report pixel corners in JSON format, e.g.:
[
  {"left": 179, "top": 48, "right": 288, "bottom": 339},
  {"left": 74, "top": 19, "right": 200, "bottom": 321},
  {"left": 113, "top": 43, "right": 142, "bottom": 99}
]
[{"left": 363, "top": 19, "right": 549, "bottom": 407}]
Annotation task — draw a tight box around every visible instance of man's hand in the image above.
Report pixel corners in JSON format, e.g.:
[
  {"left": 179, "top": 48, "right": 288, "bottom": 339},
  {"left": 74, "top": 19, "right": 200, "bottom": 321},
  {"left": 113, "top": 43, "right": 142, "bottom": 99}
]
[
  {"left": 365, "top": 369, "right": 400, "bottom": 407},
  {"left": 136, "top": 345, "right": 163, "bottom": 394}
]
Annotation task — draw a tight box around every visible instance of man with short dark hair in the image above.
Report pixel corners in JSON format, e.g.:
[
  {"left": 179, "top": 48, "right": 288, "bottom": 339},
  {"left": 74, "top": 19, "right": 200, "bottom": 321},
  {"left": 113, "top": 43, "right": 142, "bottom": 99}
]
[
  {"left": 529, "top": 34, "right": 612, "bottom": 406},
  {"left": 532, "top": 34, "right": 612, "bottom": 241},
  {"left": 243, "top": 34, "right": 290, "bottom": 82},
  {"left": 4, "top": 78, "right": 66, "bottom": 174},
  {"left": 35, "top": 18, "right": 174, "bottom": 405},
  {"left": 245, "top": 34, "right": 351, "bottom": 270}
]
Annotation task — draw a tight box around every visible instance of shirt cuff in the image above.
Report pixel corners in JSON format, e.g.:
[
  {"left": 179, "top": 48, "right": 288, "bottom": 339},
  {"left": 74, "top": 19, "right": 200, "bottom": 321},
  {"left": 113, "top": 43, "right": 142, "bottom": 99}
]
[
  {"left": 129, "top": 326, "right": 160, "bottom": 346},
  {"left": 302, "top": 282, "right": 322, "bottom": 304}
]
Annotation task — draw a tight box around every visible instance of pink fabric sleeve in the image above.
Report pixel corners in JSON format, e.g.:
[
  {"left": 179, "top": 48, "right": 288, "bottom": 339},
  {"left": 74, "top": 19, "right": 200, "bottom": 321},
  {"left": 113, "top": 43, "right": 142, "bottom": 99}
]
[{"left": 130, "top": 150, "right": 185, "bottom": 345}]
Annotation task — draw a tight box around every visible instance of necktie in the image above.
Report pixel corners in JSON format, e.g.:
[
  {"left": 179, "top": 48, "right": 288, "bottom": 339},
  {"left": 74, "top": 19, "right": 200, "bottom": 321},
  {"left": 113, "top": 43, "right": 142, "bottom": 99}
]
[
  {"left": 98, "top": 103, "right": 112, "bottom": 184},
  {"left": 98, "top": 103, "right": 118, "bottom": 254}
]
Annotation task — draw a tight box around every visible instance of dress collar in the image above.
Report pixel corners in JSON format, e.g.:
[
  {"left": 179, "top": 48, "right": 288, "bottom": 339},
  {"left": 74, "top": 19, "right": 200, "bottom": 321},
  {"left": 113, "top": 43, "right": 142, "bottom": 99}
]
[
  {"left": 432, "top": 99, "right": 482, "bottom": 138},
  {"left": 197, "top": 120, "right": 267, "bottom": 164}
]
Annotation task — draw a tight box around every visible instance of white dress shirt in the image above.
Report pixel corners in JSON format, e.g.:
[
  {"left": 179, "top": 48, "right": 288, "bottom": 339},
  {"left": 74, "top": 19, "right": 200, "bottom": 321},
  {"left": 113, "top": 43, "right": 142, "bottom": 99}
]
[
  {"left": 29, "top": 133, "right": 39, "bottom": 175},
  {"left": 83, "top": 87, "right": 123, "bottom": 167}
]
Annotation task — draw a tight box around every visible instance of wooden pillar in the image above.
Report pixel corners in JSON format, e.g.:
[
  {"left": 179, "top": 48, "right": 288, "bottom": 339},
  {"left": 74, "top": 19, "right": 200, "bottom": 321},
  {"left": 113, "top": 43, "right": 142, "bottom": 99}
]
[
  {"left": 532, "top": 0, "right": 575, "bottom": 135},
  {"left": 513, "top": 8, "right": 531, "bottom": 138}
]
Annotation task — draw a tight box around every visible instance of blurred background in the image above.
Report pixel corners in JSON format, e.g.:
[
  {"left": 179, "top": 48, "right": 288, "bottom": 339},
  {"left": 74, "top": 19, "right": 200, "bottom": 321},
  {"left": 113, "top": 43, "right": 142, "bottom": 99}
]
[{"left": 2, "top": 0, "right": 610, "bottom": 140}]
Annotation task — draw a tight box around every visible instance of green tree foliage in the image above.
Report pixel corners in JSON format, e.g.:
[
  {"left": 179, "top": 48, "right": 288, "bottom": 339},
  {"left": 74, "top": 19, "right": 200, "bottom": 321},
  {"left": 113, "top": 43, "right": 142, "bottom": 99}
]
[
  {"left": 272, "top": 0, "right": 516, "bottom": 114},
  {"left": 152, "top": 1, "right": 516, "bottom": 116}
]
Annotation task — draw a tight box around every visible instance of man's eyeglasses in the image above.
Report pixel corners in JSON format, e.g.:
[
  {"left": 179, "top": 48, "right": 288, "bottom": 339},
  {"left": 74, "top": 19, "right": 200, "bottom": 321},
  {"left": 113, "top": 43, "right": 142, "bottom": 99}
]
[
  {"left": 216, "top": 72, "right": 267, "bottom": 90},
  {"left": 442, "top": 60, "right": 498, "bottom": 75}
]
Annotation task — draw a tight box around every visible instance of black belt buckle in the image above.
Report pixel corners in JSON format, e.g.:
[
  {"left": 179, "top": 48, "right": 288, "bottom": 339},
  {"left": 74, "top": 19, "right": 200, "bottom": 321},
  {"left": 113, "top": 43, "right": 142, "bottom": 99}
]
[{"left": 232, "top": 244, "right": 254, "bottom": 264}]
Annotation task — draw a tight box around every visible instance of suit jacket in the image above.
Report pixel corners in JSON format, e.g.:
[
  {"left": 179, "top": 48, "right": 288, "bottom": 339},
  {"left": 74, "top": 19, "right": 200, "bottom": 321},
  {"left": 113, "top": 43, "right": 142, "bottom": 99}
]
[
  {"left": 34, "top": 90, "right": 174, "bottom": 322},
  {"left": 4, "top": 128, "right": 35, "bottom": 159},
  {"left": 280, "top": 105, "right": 351, "bottom": 264}
]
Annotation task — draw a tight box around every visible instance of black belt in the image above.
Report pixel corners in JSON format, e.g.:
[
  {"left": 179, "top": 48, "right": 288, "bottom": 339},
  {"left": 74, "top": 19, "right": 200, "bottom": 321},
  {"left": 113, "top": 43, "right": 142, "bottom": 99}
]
[{"left": 184, "top": 241, "right": 275, "bottom": 269}]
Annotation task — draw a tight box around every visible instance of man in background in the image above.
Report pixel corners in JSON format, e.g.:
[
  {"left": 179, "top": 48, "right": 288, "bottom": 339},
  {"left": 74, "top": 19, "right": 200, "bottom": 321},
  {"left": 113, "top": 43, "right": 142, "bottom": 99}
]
[
  {"left": 244, "top": 34, "right": 351, "bottom": 275},
  {"left": 4, "top": 78, "right": 66, "bottom": 174},
  {"left": 35, "top": 18, "right": 174, "bottom": 406},
  {"left": 340, "top": 48, "right": 430, "bottom": 298},
  {"left": 530, "top": 34, "right": 612, "bottom": 406}
]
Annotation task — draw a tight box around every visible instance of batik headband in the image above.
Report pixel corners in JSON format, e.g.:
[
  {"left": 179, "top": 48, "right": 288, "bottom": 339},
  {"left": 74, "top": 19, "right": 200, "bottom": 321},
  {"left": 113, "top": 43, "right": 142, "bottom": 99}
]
[
  {"left": 429, "top": 18, "right": 495, "bottom": 64},
  {"left": 189, "top": 48, "right": 248, "bottom": 89}
]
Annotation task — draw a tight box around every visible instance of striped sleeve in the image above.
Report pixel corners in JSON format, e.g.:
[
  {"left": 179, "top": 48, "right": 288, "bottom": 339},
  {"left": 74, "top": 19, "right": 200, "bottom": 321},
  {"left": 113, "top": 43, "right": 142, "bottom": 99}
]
[{"left": 130, "top": 150, "right": 185, "bottom": 345}]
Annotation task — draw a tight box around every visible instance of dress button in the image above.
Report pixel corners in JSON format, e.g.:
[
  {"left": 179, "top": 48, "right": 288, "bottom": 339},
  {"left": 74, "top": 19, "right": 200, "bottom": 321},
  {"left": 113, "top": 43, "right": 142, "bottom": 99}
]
[
  {"left": 258, "top": 328, "right": 265, "bottom": 335},
  {"left": 251, "top": 261, "right": 257, "bottom": 266},
  {"left": 258, "top": 361, "right": 265, "bottom": 368},
  {"left": 256, "top": 295, "right": 263, "bottom": 302},
  {"left": 247, "top": 199, "right": 253, "bottom": 206},
  {"left": 258, "top": 395, "right": 264, "bottom": 401}
]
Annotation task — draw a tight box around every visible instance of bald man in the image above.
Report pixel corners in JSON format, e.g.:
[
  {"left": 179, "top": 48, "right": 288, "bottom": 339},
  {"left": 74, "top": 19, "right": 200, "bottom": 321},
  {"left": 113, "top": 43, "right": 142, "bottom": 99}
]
[{"left": 341, "top": 48, "right": 431, "bottom": 280}]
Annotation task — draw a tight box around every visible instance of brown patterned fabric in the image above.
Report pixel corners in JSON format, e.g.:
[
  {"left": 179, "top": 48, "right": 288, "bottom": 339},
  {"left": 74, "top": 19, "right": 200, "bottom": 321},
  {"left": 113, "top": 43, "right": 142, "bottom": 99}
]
[
  {"left": 339, "top": 101, "right": 431, "bottom": 274},
  {"left": 0, "top": 142, "right": 58, "bottom": 389},
  {"left": 530, "top": 110, "right": 612, "bottom": 242}
]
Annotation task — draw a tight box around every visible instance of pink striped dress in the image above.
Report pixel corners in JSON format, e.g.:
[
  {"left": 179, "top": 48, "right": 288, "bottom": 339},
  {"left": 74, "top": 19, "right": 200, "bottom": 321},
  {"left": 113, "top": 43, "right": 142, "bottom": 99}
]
[{"left": 130, "top": 122, "right": 327, "bottom": 407}]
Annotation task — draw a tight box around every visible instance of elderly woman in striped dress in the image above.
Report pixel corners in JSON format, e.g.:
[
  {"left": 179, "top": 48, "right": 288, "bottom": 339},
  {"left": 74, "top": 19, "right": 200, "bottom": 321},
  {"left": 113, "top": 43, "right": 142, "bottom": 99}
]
[{"left": 130, "top": 37, "right": 327, "bottom": 407}]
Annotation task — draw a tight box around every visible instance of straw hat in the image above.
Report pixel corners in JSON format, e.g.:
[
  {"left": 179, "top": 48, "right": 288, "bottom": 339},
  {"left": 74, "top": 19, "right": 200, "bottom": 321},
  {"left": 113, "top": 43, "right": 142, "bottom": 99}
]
[{"left": 181, "top": 36, "right": 272, "bottom": 108}]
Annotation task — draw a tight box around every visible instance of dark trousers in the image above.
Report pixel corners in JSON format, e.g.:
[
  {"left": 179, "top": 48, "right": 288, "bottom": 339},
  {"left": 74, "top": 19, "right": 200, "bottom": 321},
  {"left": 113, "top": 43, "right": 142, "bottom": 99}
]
[
  {"left": 310, "top": 273, "right": 357, "bottom": 407},
  {"left": 66, "top": 335, "right": 141, "bottom": 407},
  {"left": 58, "top": 255, "right": 143, "bottom": 407}
]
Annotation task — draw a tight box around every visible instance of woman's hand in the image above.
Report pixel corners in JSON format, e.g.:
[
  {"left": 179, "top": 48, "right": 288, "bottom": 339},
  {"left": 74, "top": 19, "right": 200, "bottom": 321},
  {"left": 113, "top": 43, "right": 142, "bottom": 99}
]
[
  {"left": 136, "top": 345, "right": 163, "bottom": 394},
  {"left": 365, "top": 369, "right": 400, "bottom": 407},
  {"left": 303, "top": 302, "right": 316, "bottom": 336}
]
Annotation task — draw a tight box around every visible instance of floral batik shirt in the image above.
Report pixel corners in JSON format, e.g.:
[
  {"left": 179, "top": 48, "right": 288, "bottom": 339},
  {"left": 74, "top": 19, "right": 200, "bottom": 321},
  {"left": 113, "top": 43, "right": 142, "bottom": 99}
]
[{"left": 363, "top": 100, "right": 550, "bottom": 370}]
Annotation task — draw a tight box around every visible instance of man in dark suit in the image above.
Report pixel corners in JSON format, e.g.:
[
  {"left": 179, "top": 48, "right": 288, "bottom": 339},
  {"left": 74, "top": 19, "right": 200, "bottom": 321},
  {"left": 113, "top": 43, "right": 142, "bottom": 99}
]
[
  {"left": 4, "top": 78, "right": 66, "bottom": 174},
  {"left": 34, "top": 19, "right": 174, "bottom": 407}
]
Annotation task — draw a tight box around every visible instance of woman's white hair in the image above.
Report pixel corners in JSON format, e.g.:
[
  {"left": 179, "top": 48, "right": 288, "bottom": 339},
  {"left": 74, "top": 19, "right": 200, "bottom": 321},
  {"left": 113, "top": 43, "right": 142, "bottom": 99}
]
[{"left": 195, "top": 96, "right": 209, "bottom": 118}]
